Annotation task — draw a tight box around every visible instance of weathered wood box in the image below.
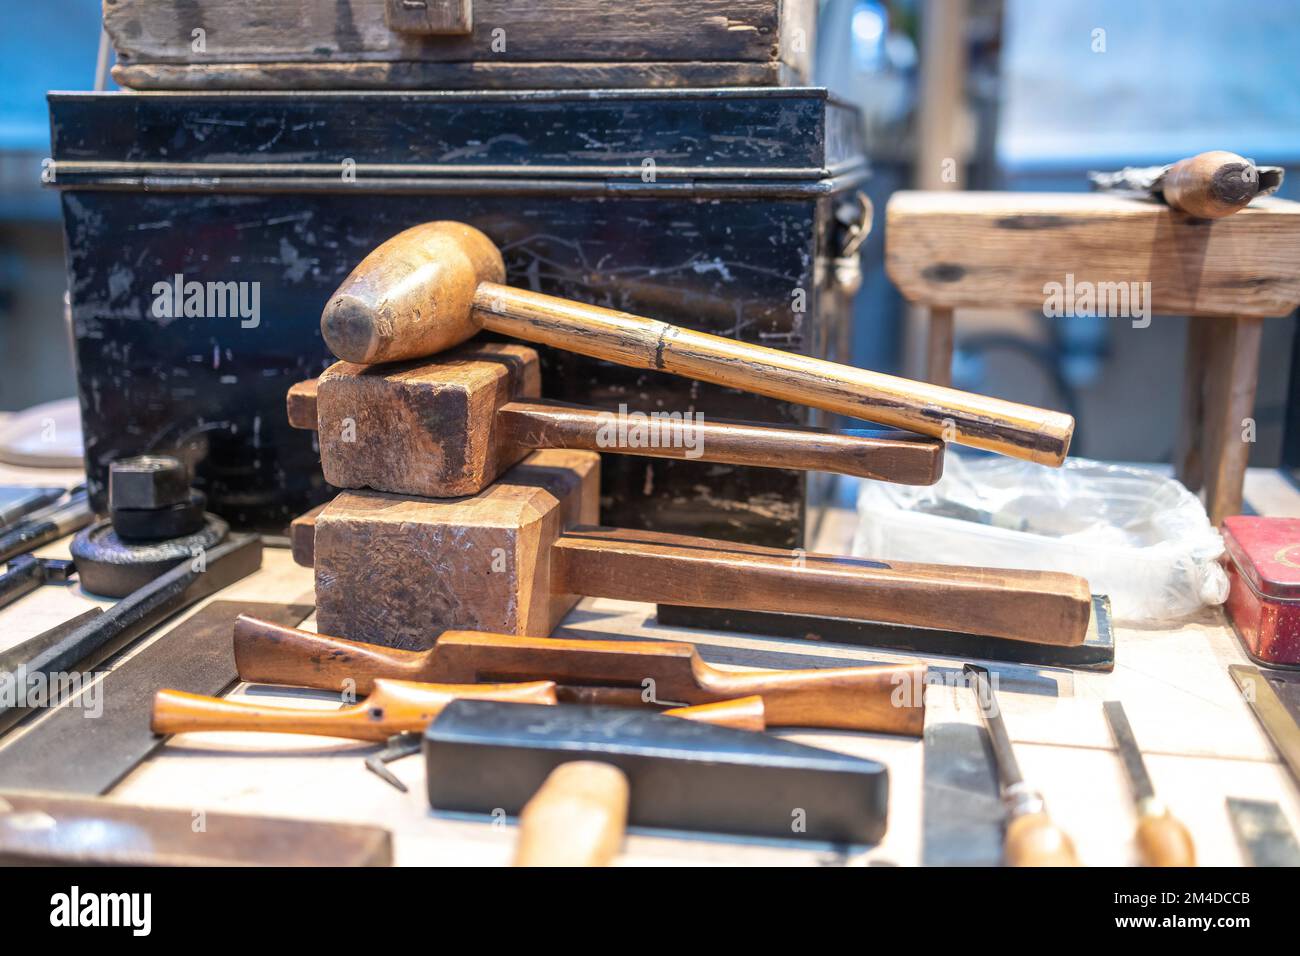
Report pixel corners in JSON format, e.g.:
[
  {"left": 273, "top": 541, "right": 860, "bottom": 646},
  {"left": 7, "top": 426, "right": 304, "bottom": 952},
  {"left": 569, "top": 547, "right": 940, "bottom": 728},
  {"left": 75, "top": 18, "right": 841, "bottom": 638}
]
[
  {"left": 104, "top": 0, "right": 816, "bottom": 91},
  {"left": 48, "top": 87, "right": 868, "bottom": 559}
]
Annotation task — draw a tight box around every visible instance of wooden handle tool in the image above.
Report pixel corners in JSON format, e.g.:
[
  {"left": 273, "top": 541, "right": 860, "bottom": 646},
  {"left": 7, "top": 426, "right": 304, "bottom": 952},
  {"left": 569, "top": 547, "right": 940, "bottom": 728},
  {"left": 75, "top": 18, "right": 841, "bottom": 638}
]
[
  {"left": 320, "top": 221, "right": 1073, "bottom": 465},
  {"left": 1161, "top": 151, "right": 1264, "bottom": 219},
  {"left": 513, "top": 761, "right": 630, "bottom": 867},
  {"left": 233, "top": 616, "right": 923, "bottom": 736},
  {"left": 150, "top": 679, "right": 558, "bottom": 742},
  {"left": 287, "top": 345, "right": 944, "bottom": 494},
  {"left": 964, "top": 664, "right": 1079, "bottom": 866},
  {"left": 1102, "top": 700, "right": 1195, "bottom": 866},
  {"left": 299, "top": 454, "right": 1094, "bottom": 652}
]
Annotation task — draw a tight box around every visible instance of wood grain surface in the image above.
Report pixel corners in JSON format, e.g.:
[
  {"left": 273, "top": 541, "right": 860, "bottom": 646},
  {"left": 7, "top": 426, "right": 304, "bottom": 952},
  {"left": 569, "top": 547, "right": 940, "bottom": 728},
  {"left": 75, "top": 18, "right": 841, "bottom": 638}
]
[{"left": 887, "top": 191, "right": 1300, "bottom": 318}]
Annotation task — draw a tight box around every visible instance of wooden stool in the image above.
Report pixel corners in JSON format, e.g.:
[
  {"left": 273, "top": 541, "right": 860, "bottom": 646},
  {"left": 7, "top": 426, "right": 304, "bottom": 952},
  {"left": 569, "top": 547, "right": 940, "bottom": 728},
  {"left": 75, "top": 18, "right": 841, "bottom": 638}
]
[{"left": 885, "top": 191, "right": 1300, "bottom": 523}]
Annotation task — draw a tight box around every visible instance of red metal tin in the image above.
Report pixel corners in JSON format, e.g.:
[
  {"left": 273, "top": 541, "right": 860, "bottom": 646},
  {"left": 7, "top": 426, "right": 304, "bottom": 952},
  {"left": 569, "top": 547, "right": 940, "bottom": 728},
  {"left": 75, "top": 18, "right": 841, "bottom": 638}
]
[{"left": 1222, "top": 516, "right": 1300, "bottom": 666}]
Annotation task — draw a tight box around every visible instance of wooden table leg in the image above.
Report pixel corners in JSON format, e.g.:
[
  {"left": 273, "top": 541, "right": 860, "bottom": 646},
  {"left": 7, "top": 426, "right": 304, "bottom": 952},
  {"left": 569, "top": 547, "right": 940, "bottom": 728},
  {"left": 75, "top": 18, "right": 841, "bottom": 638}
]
[
  {"left": 1177, "top": 316, "right": 1263, "bottom": 523},
  {"left": 926, "top": 306, "right": 955, "bottom": 387},
  {"left": 1174, "top": 316, "right": 1213, "bottom": 493}
]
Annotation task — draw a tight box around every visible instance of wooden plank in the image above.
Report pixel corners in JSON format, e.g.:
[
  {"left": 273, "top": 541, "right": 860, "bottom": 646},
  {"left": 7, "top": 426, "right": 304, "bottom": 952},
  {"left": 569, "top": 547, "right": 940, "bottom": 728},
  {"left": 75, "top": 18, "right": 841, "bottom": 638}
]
[
  {"left": 112, "top": 59, "right": 790, "bottom": 91},
  {"left": 105, "top": 0, "right": 785, "bottom": 65},
  {"left": 886, "top": 192, "right": 1300, "bottom": 319}
]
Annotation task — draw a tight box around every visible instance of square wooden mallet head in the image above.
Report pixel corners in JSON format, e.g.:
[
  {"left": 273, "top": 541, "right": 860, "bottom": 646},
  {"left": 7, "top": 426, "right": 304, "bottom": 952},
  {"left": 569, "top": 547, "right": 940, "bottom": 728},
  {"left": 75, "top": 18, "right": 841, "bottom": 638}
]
[{"left": 288, "top": 342, "right": 947, "bottom": 497}]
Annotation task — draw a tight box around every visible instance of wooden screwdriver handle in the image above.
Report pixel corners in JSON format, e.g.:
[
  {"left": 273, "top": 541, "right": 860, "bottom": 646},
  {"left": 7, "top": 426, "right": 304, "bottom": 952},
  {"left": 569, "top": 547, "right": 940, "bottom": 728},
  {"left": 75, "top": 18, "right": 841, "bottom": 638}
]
[
  {"left": 1005, "top": 812, "right": 1081, "bottom": 867},
  {"left": 475, "top": 283, "right": 1073, "bottom": 465},
  {"left": 552, "top": 526, "right": 1092, "bottom": 648},
  {"left": 513, "top": 762, "right": 630, "bottom": 867},
  {"left": 150, "top": 679, "right": 557, "bottom": 742}
]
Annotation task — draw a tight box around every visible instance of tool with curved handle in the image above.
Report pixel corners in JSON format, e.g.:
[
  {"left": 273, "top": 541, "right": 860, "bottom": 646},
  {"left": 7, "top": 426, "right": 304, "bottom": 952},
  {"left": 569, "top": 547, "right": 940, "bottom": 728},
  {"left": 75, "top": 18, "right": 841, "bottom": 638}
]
[
  {"left": 320, "top": 221, "right": 1074, "bottom": 465},
  {"left": 150, "top": 679, "right": 558, "bottom": 742},
  {"left": 514, "top": 762, "right": 630, "bottom": 867},
  {"left": 233, "top": 616, "right": 926, "bottom": 736}
]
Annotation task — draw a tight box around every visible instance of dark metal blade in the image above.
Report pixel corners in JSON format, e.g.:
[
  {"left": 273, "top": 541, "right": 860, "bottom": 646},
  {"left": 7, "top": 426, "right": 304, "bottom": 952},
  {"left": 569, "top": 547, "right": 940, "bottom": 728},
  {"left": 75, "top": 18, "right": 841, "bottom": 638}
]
[
  {"left": 1231, "top": 665, "right": 1300, "bottom": 787},
  {"left": 424, "top": 699, "right": 888, "bottom": 844},
  {"left": 1227, "top": 798, "right": 1300, "bottom": 867},
  {"left": 1102, "top": 700, "right": 1155, "bottom": 803},
  {"left": 963, "top": 663, "right": 1023, "bottom": 791}
]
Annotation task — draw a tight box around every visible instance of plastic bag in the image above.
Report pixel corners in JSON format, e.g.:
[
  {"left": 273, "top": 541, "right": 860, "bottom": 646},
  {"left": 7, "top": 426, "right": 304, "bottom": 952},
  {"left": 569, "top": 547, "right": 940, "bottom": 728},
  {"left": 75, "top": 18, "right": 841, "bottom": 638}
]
[{"left": 852, "top": 454, "right": 1227, "bottom": 624}]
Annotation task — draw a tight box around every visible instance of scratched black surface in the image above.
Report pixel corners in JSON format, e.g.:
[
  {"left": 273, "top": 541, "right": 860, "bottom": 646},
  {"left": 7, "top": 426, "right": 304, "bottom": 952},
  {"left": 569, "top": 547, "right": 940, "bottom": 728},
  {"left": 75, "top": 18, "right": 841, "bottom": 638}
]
[{"left": 51, "top": 90, "right": 866, "bottom": 548}]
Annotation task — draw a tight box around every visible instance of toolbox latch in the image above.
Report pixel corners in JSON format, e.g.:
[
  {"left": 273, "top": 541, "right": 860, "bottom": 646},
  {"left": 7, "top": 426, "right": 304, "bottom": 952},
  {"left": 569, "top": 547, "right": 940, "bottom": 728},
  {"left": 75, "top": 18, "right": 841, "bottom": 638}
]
[{"left": 385, "top": 0, "right": 473, "bottom": 35}]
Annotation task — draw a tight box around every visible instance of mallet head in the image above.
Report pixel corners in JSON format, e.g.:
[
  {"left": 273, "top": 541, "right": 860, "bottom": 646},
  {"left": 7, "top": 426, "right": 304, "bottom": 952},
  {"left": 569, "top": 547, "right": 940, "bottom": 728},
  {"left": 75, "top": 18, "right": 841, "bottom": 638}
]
[
  {"left": 314, "top": 342, "right": 540, "bottom": 497},
  {"left": 321, "top": 221, "right": 505, "bottom": 365}
]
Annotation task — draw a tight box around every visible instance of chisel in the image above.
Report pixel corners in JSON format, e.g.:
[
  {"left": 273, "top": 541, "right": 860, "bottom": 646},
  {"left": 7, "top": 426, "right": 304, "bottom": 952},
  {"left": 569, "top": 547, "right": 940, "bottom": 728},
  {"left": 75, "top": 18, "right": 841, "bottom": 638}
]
[
  {"left": 964, "top": 664, "right": 1079, "bottom": 866},
  {"left": 0, "top": 490, "right": 92, "bottom": 563},
  {"left": 1102, "top": 700, "right": 1195, "bottom": 866}
]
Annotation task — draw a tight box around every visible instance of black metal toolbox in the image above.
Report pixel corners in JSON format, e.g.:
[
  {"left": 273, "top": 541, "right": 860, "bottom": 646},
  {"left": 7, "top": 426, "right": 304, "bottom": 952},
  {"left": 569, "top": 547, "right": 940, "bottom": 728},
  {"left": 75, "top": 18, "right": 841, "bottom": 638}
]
[{"left": 48, "top": 88, "right": 868, "bottom": 551}]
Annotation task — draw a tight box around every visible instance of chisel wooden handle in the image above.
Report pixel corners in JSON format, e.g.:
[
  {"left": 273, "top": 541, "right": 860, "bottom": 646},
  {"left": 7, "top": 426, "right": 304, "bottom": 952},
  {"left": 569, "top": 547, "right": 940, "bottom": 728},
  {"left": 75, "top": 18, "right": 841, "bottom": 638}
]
[
  {"left": 513, "top": 762, "right": 630, "bottom": 867},
  {"left": 151, "top": 679, "right": 557, "bottom": 742},
  {"left": 320, "top": 222, "right": 1073, "bottom": 465},
  {"left": 1005, "top": 811, "right": 1081, "bottom": 866},
  {"left": 553, "top": 526, "right": 1092, "bottom": 649},
  {"left": 1136, "top": 809, "right": 1197, "bottom": 867},
  {"left": 1163, "top": 151, "right": 1260, "bottom": 219}
]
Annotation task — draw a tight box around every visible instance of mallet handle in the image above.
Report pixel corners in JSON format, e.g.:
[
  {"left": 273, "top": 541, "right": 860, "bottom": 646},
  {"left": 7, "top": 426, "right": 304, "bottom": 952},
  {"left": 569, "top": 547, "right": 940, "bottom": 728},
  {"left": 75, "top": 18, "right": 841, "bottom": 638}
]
[
  {"left": 551, "top": 526, "right": 1092, "bottom": 649},
  {"left": 514, "top": 762, "right": 630, "bottom": 867},
  {"left": 288, "top": 379, "right": 944, "bottom": 485},
  {"left": 474, "top": 283, "right": 1073, "bottom": 465}
]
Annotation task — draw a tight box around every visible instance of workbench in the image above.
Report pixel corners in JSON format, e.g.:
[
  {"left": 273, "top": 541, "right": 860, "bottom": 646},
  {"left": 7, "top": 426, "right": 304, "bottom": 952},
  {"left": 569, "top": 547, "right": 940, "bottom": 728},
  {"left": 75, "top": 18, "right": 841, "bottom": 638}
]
[{"left": 3, "top": 452, "right": 1298, "bottom": 867}]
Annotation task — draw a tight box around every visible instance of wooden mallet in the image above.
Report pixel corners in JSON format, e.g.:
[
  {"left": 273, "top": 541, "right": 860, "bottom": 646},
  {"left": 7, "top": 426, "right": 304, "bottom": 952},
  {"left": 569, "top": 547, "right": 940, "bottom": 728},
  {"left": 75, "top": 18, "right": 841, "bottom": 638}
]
[
  {"left": 287, "top": 341, "right": 944, "bottom": 497},
  {"left": 320, "top": 221, "right": 1074, "bottom": 465},
  {"left": 297, "top": 448, "right": 1093, "bottom": 655}
]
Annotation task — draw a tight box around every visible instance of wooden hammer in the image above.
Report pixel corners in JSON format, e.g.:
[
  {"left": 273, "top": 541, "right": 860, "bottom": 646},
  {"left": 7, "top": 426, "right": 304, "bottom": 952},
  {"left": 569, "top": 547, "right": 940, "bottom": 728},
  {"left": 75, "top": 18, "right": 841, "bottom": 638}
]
[
  {"left": 288, "top": 341, "right": 944, "bottom": 496},
  {"left": 320, "top": 221, "right": 1074, "bottom": 465},
  {"left": 231, "top": 615, "right": 927, "bottom": 735},
  {"left": 299, "top": 448, "right": 1093, "bottom": 653}
]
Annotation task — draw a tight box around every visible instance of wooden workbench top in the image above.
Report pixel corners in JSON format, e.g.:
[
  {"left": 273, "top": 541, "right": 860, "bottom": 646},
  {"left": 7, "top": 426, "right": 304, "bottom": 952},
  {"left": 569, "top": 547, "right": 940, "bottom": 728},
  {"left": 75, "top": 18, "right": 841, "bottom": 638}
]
[{"left": 2, "top": 457, "right": 1297, "bottom": 866}]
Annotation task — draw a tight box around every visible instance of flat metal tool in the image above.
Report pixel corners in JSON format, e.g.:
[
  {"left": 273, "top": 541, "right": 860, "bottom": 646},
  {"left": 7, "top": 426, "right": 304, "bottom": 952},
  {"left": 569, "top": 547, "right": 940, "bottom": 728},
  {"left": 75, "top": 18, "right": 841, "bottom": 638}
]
[
  {"left": 1227, "top": 797, "right": 1300, "bottom": 867},
  {"left": 0, "top": 790, "right": 392, "bottom": 865},
  {"left": 0, "top": 600, "right": 309, "bottom": 794},
  {"left": 366, "top": 732, "right": 423, "bottom": 792},
  {"left": 660, "top": 593, "right": 1116, "bottom": 671},
  {"left": 0, "top": 532, "right": 263, "bottom": 737},
  {"left": 964, "top": 664, "right": 1079, "bottom": 866},
  {"left": 0, "top": 590, "right": 308, "bottom": 790},
  {"left": 0, "top": 555, "right": 77, "bottom": 612},
  {"left": 921, "top": 720, "right": 1004, "bottom": 866},
  {"left": 0, "top": 486, "right": 67, "bottom": 531},
  {"left": 1102, "top": 700, "right": 1195, "bottom": 866},
  {"left": 0, "top": 490, "right": 92, "bottom": 564},
  {"left": 424, "top": 699, "right": 889, "bottom": 844},
  {"left": 1230, "top": 664, "right": 1300, "bottom": 787}
]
